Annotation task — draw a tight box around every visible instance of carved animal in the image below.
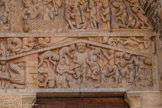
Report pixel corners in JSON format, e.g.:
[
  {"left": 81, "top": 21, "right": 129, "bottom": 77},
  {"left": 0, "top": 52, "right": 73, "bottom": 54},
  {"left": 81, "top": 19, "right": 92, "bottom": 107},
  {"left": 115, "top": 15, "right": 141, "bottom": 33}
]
[{"left": 38, "top": 51, "right": 59, "bottom": 67}]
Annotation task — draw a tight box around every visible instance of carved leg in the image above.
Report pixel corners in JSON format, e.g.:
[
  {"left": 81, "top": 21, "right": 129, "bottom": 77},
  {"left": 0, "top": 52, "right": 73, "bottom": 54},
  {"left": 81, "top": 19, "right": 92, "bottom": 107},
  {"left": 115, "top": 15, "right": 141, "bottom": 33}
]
[{"left": 38, "top": 57, "right": 44, "bottom": 67}]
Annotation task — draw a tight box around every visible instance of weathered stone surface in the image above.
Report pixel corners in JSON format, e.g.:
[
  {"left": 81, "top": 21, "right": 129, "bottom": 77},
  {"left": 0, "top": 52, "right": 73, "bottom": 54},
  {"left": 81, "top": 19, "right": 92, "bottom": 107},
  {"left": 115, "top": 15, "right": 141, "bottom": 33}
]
[{"left": 0, "top": 0, "right": 161, "bottom": 108}]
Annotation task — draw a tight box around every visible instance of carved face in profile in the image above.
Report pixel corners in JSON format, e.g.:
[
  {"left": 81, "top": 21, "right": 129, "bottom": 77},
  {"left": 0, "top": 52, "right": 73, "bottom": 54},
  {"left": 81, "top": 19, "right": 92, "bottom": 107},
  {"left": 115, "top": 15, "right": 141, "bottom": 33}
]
[{"left": 76, "top": 42, "right": 86, "bottom": 53}]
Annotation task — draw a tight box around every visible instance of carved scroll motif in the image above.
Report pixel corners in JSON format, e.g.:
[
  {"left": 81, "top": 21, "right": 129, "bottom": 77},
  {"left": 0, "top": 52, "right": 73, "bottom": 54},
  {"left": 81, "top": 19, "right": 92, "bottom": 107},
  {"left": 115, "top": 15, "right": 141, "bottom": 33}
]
[{"left": 38, "top": 41, "right": 153, "bottom": 90}]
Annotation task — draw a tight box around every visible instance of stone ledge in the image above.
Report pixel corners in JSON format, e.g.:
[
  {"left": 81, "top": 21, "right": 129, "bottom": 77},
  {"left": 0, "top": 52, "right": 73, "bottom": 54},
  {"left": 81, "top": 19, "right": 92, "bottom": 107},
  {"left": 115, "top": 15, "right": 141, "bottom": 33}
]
[{"left": 0, "top": 31, "right": 155, "bottom": 38}]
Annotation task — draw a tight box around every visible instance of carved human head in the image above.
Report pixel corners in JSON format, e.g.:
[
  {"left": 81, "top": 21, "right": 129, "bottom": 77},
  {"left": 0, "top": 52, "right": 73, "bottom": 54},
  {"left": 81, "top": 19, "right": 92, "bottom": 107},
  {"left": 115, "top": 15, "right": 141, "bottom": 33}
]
[
  {"left": 38, "top": 67, "right": 45, "bottom": 74},
  {"left": 70, "top": 44, "right": 75, "bottom": 51},
  {"left": 0, "top": 15, "right": 8, "bottom": 24},
  {"left": 76, "top": 42, "right": 86, "bottom": 53},
  {"left": 112, "top": 2, "right": 119, "bottom": 8}
]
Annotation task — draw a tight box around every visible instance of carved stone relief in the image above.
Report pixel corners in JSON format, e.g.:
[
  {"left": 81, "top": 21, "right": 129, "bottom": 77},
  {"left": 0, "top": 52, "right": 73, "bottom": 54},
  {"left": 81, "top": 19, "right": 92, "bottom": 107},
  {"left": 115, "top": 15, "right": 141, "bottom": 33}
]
[
  {"left": 0, "top": 39, "right": 6, "bottom": 58},
  {"left": 140, "top": 0, "right": 162, "bottom": 48},
  {"left": 65, "top": 0, "right": 110, "bottom": 31},
  {"left": 0, "top": 36, "right": 155, "bottom": 90},
  {"left": 0, "top": 0, "right": 155, "bottom": 33},
  {"left": 0, "top": 0, "right": 157, "bottom": 91},
  {"left": 101, "top": 36, "right": 153, "bottom": 53},
  {"left": 37, "top": 40, "right": 153, "bottom": 90},
  {"left": 9, "top": 61, "right": 26, "bottom": 88},
  {"left": 21, "top": 0, "right": 64, "bottom": 32},
  {"left": 5, "top": 36, "right": 153, "bottom": 58},
  {"left": 0, "top": 0, "right": 10, "bottom": 32},
  {"left": 0, "top": 61, "right": 26, "bottom": 89},
  {"left": 110, "top": 0, "right": 152, "bottom": 29},
  {"left": 6, "top": 37, "right": 53, "bottom": 56}
]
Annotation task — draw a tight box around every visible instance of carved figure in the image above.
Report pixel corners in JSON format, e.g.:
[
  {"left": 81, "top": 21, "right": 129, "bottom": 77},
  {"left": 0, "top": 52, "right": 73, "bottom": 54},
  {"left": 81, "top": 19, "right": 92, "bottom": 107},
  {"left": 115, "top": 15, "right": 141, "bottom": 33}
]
[
  {"left": 89, "top": 0, "right": 101, "bottom": 29},
  {"left": 38, "top": 51, "right": 59, "bottom": 67},
  {"left": 101, "top": 65, "right": 114, "bottom": 83},
  {"left": 0, "top": 15, "right": 9, "bottom": 31},
  {"left": 102, "top": 49, "right": 114, "bottom": 65},
  {"left": 38, "top": 64, "right": 55, "bottom": 88},
  {"left": 65, "top": 0, "right": 87, "bottom": 30},
  {"left": 142, "top": 36, "right": 152, "bottom": 49},
  {"left": 0, "top": 0, "right": 10, "bottom": 32},
  {"left": 37, "top": 37, "right": 51, "bottom": 48},
  {"left": 136, "top": 6, "right": 152, "bottom": 28},
  {"left": 55, "top": 73, "right": 67, "bottom": 88},
  {"left": 101, "top": 0, "right": 110, "bottom": 29},
  {"left": 45, "top": 0, "right": 63, "bottom": 19},
  {"left": 0, "top": 40, "right": 5, "bottom": 57},
  {"left": 113, "top": 65, "right": 120, "bottom": 84},
  {"left": 22, "top": 0, "right": 43, "bottom": 32},
  {"left": 22, "top": 37, "right": 35, "bottom": 52},
  {"left": 9, "top": 62, "right": 25, "bottom": 85},
  {"left": 137, "top": 66, "right": 152, "bottom": 88},
  {"left": 87, "top": 47, "right": 102, "bottom": 79},
  {"left": 111, "top": 1, "right": 128, "bottom": 29},
  {"left": 128, "top": 64, "right": 136, "bottom": 83},
  {"left": 0, "top": 61, "right": 9, "bottom": 88},
  {"left": 69, "top": 42, "right": 88, "bottom": 84},
  {"left": 59, "top": 45, "right": 75, "bottom": 65},
  {"left": 7, "top": 38, "right": 22, "bottom": 56},
  {"left": 122, "top": 37, "right": 142, "bottom": 47}
]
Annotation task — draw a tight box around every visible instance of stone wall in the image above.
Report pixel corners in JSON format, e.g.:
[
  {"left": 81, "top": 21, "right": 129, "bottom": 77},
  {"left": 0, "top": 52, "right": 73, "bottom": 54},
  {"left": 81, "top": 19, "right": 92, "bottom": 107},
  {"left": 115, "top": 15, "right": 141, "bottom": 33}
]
[{"left": 0, "top": 0, "right": 161, "bottom": 108}]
